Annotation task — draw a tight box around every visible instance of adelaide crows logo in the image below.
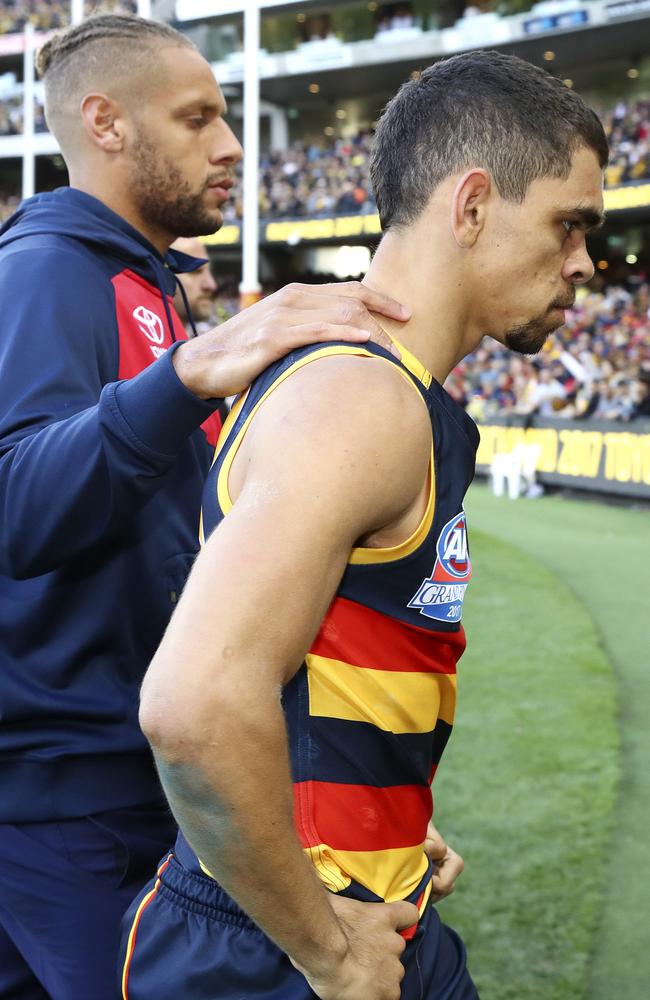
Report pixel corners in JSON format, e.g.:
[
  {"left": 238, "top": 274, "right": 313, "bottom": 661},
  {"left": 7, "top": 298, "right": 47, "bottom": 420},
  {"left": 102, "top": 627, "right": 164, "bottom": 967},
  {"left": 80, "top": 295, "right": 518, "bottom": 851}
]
[{"left": 408, "top": 511, "right": 472, "bottom": 623}]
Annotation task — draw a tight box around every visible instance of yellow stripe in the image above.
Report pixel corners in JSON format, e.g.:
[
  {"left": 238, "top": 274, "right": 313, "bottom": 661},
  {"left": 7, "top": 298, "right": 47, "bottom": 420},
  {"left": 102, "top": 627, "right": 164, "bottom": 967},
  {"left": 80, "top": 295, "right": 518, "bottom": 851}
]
[
  {"left": 214, "top": 391, "right": 248, "bottom": 469},
  {"left": 120, "top": 871, "right": 165, "bottom": 999},
  {"left": 307, "top": 654, "right": 456, "bottom": 732},
  {"left": 306, "top": 843, "right": 429, "bottom": 903},
  {"left": 348, "top": 445, "right": 435, "bottom": 565},
  {"left": 214, "top": 345, "right": 435, "bottom": 568},
  {"left": 390, "top": 336, "right": 433, "bottom": 389},
  {"left": 203, "top": 843, "right": 430, "bottom": 912},
  {"left": 216, "top": 346, "right": 395, "bottom": 515}
]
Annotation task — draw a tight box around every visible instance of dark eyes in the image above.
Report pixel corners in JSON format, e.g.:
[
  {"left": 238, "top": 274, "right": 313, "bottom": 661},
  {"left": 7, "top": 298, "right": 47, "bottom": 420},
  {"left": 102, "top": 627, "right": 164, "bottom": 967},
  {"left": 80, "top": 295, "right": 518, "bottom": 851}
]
[
  {"left": 562, "top": 220, "right": 578, "bottom": 235},
  {"left": 188, "top": 116, "right": 208, "bottom": 129}
]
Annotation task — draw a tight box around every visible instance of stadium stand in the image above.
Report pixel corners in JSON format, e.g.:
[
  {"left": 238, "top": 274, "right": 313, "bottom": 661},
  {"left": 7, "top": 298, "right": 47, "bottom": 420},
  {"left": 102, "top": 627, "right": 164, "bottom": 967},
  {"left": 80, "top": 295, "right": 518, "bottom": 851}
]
[
  {"left": 243, "top": 101, "right": 650, "bottom": 220},
  {"left": 0, "top": 94, "right": 47, "bottom": 135},
  {"left": 155, "top": 276, "right": 650, "bottom": 430},
  {"left": 0, "top": 1, "right": 136, "bottom": 35},
  {"left": 447, "top": 284, "right": 650, "bottom": 422},
  {"left": 2, "top": 86, "right": 649, "bottom": 422}
]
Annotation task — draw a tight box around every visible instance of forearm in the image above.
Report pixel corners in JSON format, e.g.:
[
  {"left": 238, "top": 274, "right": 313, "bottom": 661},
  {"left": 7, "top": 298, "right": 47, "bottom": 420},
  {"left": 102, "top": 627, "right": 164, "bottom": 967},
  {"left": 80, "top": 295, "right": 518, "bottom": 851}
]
[{"left": 149, "top": 690, "right": 347, "bottom": 975}]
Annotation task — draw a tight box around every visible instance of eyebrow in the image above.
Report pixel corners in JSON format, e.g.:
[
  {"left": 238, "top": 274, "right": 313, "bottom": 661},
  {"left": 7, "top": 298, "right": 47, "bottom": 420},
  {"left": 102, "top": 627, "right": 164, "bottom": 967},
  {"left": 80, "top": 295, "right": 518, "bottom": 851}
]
[
  {"left": 558, "top": 207, "right": 606, "bottom": 232},
  {"left": 174, "top": 100, "right": 227, "bottom": 118}
]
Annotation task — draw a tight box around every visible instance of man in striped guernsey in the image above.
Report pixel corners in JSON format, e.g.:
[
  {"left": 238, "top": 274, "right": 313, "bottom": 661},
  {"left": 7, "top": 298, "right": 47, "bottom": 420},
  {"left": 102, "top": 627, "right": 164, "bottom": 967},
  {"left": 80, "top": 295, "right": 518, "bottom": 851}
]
[{"left": 122, "top": 51, "right": 607, "bottom": 1000}]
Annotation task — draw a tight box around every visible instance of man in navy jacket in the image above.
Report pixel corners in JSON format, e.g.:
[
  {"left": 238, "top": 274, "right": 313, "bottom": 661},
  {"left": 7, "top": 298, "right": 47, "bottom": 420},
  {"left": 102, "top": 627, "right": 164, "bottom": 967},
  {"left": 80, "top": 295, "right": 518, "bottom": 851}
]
[{"left": 0, "top": 14, "right": 408, "bottom": 1000}]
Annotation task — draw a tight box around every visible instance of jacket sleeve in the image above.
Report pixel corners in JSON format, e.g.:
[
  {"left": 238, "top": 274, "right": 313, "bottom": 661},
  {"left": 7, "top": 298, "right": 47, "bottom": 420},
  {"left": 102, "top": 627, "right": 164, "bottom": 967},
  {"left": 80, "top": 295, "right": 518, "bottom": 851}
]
[{"left": 0, "top": 246, "right": 217, "bottom": 579}]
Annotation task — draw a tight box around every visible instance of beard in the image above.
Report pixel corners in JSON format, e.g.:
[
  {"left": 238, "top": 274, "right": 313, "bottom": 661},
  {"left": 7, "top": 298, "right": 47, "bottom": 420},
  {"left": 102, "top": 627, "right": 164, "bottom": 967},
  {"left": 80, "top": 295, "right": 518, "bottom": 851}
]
[
  {"left": 129, "top": 130, "right": 221, "bottom": 239},
  {"left": 504, "top": 298, "right": 574, "bottom": 355}
]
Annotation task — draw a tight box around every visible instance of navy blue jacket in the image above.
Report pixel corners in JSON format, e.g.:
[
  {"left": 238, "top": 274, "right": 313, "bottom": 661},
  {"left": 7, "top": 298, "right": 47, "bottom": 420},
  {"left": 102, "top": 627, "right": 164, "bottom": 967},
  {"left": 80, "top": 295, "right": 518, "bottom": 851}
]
[{"left": 0, "top": 188, "right": 221, "bottom": 821}]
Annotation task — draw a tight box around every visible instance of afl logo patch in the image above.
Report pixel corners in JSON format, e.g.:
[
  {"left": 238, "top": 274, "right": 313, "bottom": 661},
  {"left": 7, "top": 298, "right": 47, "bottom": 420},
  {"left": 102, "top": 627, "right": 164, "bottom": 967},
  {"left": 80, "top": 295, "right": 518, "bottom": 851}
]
[
  {"left": 408, "top": 511, "right": 472, "bottom": 623},
  {"left": 133, "top": 305, "right": 165, "bottom": 344}
]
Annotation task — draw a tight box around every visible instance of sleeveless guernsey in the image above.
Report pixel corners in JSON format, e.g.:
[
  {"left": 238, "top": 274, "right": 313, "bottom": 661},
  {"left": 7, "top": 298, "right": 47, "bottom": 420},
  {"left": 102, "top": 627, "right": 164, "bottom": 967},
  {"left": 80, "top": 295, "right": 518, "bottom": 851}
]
[{"left": 177, "top": 338, "right": 479, "bottom": 927}]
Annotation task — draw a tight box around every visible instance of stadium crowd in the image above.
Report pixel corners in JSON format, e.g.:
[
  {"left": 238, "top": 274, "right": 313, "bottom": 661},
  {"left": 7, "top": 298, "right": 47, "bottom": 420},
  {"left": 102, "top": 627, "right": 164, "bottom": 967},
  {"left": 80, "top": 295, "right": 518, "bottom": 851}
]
[
  {"left": 222, "top": 132, "right": 377, "bottom": 223},
  {"left": 0, "top": 94, "right": 47, "bottom": 136},
  {"left": 164, "top": 275, "right": 650, "bottom": 425},
  {"left": 445, "top": 284, "right": 650, "bottom": 422},
  {"left": 0, "top": 0, "right": 136, "bottom": 35},
  {"left": 1, "top": 58, "right": 650, "bottom": 424},
  {"left": 218, "top": 99, "right": 650, "bottom": 223}
]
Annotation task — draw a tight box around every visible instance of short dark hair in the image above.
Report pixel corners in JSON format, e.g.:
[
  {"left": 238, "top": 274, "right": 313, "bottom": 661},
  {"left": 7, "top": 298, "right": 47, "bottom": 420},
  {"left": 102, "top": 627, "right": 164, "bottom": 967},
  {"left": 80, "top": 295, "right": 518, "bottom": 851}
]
[{"left": 370, "top": 50, "right": 609, "bottom": 231}]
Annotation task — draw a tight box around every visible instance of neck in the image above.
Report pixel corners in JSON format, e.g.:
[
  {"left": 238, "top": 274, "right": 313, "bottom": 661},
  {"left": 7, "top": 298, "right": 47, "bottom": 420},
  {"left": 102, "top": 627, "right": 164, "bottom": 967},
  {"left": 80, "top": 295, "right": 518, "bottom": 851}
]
[
  {"left": 364, "top": 228, "right": 483, "bottom": 384},
  {"left": 68, "top": 165, "right": 172, "bottom": 256}
]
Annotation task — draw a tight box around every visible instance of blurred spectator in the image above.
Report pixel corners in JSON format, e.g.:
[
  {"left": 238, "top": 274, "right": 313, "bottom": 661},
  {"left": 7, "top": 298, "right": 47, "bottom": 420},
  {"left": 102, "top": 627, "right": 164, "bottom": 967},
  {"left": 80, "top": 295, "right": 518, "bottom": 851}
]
[
  {"left": 223, "top": 133, "right": 376, "bottom": 223},
  {"left": 602, "top": 98, "right": 650, "bottom": 185},
  {"left": 451, "top": 283, "right": 650, "bottom": 422},
  {"left": 171, "top": 235, "right": 219, "bottom": 336},
  {"left": 215, "top": 97, "right": 650, "bottom": 224},
  {"left": 0, "top": 191, "right": 19, "bottom": 221},
  {"left": 0, "top": 0, "right": 136, "bottom": 35},
  {"left": 0, "top": 94, "right": 47, "bottom": 135}
]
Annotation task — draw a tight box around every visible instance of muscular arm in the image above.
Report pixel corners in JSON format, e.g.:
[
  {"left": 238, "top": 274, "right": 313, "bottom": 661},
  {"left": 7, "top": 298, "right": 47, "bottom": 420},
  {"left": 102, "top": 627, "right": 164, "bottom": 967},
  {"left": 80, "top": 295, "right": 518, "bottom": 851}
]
[{"left": 139, "top": 357, "right": 430, "bottom": 991}]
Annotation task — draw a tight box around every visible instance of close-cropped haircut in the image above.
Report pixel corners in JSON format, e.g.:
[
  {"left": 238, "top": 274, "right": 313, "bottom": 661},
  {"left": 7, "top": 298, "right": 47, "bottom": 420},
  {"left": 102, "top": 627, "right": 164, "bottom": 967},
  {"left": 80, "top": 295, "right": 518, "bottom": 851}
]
[
  {"left": 370, "top": 50, "right": 609, "bottom": 231},
  {"left": 36, "top": 13, "right": 192, "bottom": 80},
  {"left": 36, "top": 15, "right": 195, "bottom": 154}
]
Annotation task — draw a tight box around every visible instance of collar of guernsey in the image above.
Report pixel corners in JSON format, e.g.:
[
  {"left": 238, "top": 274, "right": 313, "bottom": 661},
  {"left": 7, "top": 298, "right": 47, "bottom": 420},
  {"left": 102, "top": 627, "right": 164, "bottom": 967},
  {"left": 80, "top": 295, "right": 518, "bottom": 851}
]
[{"left": 193, "top": 337, "right": 479, "bottom": 926}]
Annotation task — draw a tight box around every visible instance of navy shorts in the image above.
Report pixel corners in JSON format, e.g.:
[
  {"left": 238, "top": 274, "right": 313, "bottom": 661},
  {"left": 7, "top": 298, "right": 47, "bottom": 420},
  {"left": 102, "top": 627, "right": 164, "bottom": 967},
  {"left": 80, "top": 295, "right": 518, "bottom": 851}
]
[
  {"left": 119, "top": 850, "right": 480, "bottom": 1000},
  {"left": 0, "top": 803, "right": 177, "bottom": 1000}
]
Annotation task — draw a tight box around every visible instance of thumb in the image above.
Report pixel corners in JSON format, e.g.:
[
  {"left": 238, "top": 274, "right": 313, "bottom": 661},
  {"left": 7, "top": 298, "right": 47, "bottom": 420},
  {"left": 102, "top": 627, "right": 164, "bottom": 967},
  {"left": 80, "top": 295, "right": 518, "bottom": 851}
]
[
  {"left": 385, "top": 900, "right": 421, "bottom": 931},
  {"left": 424, "top": 823, "right": 447, "bottom": 862}
]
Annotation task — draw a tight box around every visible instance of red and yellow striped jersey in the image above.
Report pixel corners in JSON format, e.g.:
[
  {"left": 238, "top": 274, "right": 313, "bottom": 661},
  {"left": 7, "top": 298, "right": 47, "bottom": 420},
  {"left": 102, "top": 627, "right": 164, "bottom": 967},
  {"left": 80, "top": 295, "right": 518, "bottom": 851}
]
[{"left": 182, "top": 339, "right": 479, "bottom": 919}]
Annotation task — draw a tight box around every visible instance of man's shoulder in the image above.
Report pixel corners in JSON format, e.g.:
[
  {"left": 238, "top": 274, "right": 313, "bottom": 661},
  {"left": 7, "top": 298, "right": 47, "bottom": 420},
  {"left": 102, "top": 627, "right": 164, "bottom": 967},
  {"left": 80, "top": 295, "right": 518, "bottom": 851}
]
[
  {"left": 0, "top": 233, "right": 117, "bottom": 287},
  {"left": 244, "top": 343, "right": 431, "bottom": 475},
  {"left": 252, "top": 341, "right": 427, "bottom": 411}
]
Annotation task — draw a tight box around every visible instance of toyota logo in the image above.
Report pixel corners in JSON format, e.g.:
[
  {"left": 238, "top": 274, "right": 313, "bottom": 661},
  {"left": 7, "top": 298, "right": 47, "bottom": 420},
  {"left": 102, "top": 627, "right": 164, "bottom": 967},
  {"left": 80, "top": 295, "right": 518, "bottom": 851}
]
[{"left": 133, "top": 306, "right": 165, "bottom": 344}]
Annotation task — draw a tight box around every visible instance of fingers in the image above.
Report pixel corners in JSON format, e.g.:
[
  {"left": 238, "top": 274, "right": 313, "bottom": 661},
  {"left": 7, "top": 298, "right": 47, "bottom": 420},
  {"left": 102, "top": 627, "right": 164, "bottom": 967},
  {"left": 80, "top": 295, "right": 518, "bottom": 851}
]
[
  {"left": 331, "top": 281, "right": 411, "bottom": 323},
  {"left": 423, "top": 821, "right": 447, "bottom": 862},
  {"left": 430, "top": 847, "right": 465, "bottom": 902},
  {"left": 385, "top": 899, "right": 421, "bottom": 932},
  {"left": 276, "top": 321, "right": 399, "bottom": 359},
  {"left": 251, "top": 286, "right": 404, "bottom": 359},
  {"left": 278, "top": 281, "right": 410, "bottom": 324}
]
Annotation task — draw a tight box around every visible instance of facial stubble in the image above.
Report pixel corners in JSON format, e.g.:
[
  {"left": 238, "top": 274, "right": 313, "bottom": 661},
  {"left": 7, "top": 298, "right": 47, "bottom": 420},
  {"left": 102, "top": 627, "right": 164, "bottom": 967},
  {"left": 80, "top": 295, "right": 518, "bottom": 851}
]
[{"left": 130, "top": 129, "right": 221, "bottom": 240}]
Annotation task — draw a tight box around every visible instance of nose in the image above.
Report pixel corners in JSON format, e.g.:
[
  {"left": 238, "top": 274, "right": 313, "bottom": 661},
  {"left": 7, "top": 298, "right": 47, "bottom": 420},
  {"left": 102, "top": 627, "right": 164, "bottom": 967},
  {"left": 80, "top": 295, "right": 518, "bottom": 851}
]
[
  {"left": 563, "top": 235, "right": 595, "bottom": 285},
  {"left": 201, "top": 266, "right": 218, "bottom": 294},
  {"left": 209, "top": 118, "right": 243, "bottom": 167}
]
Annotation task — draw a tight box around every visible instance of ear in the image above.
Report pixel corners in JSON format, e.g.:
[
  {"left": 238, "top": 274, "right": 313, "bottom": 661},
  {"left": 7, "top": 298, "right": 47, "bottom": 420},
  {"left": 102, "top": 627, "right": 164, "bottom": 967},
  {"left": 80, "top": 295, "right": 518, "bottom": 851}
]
[
  {"left": 79, "top": 93, "right": 127, "bottom": 153},
  {"left": 450, "top": 169, "right": 491, "bottom": 249}
]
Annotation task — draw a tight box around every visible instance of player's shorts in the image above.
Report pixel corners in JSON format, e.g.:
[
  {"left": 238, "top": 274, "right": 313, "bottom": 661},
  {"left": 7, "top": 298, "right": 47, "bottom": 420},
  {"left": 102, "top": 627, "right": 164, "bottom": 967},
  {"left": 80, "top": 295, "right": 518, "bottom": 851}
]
[{"left": 119, "top": 844, "right": 480, "bottom": 1000}]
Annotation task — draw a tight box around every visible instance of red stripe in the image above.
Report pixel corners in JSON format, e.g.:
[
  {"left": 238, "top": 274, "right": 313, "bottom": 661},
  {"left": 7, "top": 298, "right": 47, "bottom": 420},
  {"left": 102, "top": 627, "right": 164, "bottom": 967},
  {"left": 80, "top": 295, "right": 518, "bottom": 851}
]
[
  {"left": 310, "top": 597, "right": 465, "bottom": 674},
  {"left": 294, "top": 781, "right": 432, "bottom": 852},
  {"left": 122, "top": 854, "right": 172, "bottom": 999},
  {"left": 400, "top": 887, "right": 427, "bottom": 941}
]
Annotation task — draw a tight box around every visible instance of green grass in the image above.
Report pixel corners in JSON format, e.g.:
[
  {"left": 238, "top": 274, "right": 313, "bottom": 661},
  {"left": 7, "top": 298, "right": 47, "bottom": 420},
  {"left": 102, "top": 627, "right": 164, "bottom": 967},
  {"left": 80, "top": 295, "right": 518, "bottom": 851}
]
[
  {"left": 465, "top": 485, "right": 650, "bottom": 1000},
  {"left": 432, "top": 526, "right": 619, "bottom": 1000}
]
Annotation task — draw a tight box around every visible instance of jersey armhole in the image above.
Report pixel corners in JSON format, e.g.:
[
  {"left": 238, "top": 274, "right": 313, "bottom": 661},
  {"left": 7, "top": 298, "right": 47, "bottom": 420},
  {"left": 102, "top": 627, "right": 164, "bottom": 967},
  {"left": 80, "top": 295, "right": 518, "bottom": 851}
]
[{"left": 212, "top": 347, "right": 435, "bottom": 562}]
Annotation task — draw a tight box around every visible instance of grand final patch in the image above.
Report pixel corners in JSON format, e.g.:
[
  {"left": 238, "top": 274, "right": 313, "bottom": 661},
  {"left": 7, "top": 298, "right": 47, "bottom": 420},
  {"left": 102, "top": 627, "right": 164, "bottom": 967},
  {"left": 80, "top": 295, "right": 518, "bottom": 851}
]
[{"left": 408, "top": 511, "right": 472, "bottom": 623}]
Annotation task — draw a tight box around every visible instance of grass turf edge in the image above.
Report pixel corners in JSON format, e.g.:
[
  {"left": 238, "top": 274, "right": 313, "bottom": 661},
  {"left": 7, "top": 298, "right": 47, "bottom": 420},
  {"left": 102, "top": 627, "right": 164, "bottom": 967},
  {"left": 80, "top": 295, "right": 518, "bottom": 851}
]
[{"left": 431, "top": 528, "right": 620, "bottom": 1000}]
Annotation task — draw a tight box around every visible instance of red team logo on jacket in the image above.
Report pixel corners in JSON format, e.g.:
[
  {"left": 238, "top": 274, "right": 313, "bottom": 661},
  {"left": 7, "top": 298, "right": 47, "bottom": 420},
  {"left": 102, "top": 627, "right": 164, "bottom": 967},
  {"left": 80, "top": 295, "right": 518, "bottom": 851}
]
[{"left": 408, "top": 511, "right": 472, "bottom": 622}]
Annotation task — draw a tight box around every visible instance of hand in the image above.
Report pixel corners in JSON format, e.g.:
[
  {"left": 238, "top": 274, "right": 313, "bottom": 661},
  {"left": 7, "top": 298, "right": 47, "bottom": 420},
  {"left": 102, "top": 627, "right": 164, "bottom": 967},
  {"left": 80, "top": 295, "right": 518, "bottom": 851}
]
[
  {"left": 172, "top": 281, "right": 410, "bottom": 400},
  {"left": 291, "top": 894, "right": 419, "bottom": 1000},
  {"left": 424, "top": 821, "right": 464, "bottom": 903}
]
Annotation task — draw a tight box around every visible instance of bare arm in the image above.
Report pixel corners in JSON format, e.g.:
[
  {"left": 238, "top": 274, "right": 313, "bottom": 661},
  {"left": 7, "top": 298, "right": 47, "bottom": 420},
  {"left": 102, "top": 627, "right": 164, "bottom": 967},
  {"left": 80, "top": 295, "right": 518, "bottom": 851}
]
[{"left": 140, "top": 357, "right": 430, "bottom": 999}]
